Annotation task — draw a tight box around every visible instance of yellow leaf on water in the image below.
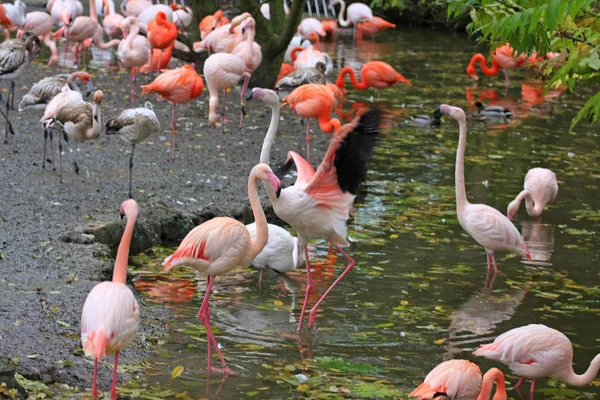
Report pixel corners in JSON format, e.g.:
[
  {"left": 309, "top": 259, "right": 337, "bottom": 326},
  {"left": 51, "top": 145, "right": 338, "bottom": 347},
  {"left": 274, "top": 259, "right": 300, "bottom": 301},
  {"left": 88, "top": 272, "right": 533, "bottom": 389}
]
[
  {"left": 400, "top": 300, "right": 409, "bottom": 306},
  {"left": 171, "top": 365, "right": 184, "bottom": 379},
  {"left": 297, "top": 384, "right": 309, "bottom": 392},
  {"left": 274, "top": 300, "right": 283, "bottom": 306},
  {"left": 389, "top": 234, "right": 398, "bottom": 239},
  {"left": 434, "top": 338, "right": 446, "bottom": 345}
]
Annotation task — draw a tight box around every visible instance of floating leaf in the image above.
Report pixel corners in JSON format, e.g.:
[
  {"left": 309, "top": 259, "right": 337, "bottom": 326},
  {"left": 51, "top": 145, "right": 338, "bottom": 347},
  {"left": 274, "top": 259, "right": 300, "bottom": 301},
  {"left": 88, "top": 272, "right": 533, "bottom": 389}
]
[{"left": 171, "top": 365, "right": 184, "bottom": 379}]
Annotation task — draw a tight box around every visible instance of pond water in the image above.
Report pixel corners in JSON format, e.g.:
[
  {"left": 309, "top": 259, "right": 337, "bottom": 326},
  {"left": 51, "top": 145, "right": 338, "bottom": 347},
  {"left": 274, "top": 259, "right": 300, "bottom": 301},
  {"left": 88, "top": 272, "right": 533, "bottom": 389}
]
[{"left": 123, "top": 27, "right": 600, "bottom": 399}]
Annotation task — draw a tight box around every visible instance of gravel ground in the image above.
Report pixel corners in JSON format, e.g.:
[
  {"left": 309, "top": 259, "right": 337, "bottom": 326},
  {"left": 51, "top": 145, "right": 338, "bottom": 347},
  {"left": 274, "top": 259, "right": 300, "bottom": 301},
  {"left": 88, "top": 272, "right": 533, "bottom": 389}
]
[{"left": 0, "top": 60, "right": 331, "bottom": 392}]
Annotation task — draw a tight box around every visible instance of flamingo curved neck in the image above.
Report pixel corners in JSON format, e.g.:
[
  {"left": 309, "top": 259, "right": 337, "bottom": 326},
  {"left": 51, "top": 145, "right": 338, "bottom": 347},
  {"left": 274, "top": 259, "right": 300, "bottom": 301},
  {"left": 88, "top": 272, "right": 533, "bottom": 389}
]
[
  {"left": 477, "top": 368, "right": 507, "bottom": 400},
  {"left": 244, "top": 172, "right": 269, "bottom": 264},
  {"left": 336, "top": 67, "right": 368, "bottom": 90},
  {"left": 561, "top": 354, "right": 600, "bottom": 386},
  {"left": 523, "top": 191, "right": 544, "bottom": 217},
  {"left": 124, "top": 20, "right": 139, "bottom": 50},
  {"left": 455, "top": 113, "right": 469, "bottom": 212},
  {"left": 113, "top": 210, "right": 136, "bottom": 284},
  {"left": 89, "top": 0, "right": 98, "bottom": 23},
  {"left": 468, "top": 54, "right": 501, "bottom": 77},
  {"left": 259, "top": 101, "right": 279, "bottom": 203},
  {"left": 333, "top": 0, "right": 350, "bottom": 27},
  {"left": 317, "top": 115, "right": 341, "bottom": 133}
]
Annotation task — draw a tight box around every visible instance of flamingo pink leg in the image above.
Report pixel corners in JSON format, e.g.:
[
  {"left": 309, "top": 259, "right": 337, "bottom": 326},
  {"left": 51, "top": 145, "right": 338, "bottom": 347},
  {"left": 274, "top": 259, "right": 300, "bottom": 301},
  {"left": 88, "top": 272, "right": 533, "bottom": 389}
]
[
  {"left": 92, "top": 357, "right": 98, "bottom": 399},
  {"left": 530, "top": 380, "right": 536, "bottom": 398},
  {"left": 110, "top": 351, "right": 119, "bottom": 400},
  {"left": 171, "top": 103, "right": 177, "bottom": 162},
  {"left": 307, "top": 245, "right": 355, "bottom": 329},
  {"left": 258, "top": 268, "right": 263, "bottom": 287},
  {"left": 490, "top": 252, "right": 499, "bottom": 273},
  {"left": 486, "top": 252, "right": 492, "bottom": 272},
  {"left": 238, "top": 74, "right": 250, "bottom": 130},
  {"left": 220, "top": 87, "right": 226, "bottom": 151},
  {"left": 515, "top": 376, "right": 525, "bottom": 388},
  {"left": 305, "top": 119, "right": 311, "bottom": 162},
  {"left": 297, "top": 244, "right": 313, "bottom": 332},
  {"left": 198, "top": 276, "right": 237, "bottom": 376}
]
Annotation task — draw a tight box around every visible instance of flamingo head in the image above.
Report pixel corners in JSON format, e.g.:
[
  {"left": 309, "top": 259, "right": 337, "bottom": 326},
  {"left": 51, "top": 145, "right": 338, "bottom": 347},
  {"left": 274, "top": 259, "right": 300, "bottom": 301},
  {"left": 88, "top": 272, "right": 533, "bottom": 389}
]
[
  {"left": 156, "top": 11, "right": 167, "bottom": 21},
  {"left": 507, "top": 200, "right": 519, "bottom": 221},
  {"left": 75, "top": 72, "right": 94, "bottom": 96},
  {"left": 241, "top": 17, "right": 255, "bottom": 35},
  {"left": 93, "top": 90, "right": 104, "bottom": 105},
  {"left": 436, "top": 104, "right": 466, "bottom": 122},
  {"left": 246, "top": 87, "right": 279, "bottom": 107},
  {"left": 120, "top": 199, "right": 139, "bottom": 220},
  {"left": 59, "top": 9, "right": 72, "bottom": 26},
  {"left": 307, "top": 31, "right": 320, "bottom": 43},
  {"left": 253, "top": 163, "right": 282, "bottom": 198}
]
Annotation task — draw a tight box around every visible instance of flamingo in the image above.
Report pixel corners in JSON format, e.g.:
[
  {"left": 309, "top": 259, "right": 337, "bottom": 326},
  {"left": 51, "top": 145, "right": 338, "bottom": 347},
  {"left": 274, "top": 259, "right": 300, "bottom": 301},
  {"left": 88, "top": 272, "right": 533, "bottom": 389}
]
[
  {"left": 117, "top": 16, "right": 151, "bottom": 108},
  {"left": 44, "top": 90, "right": 103, "bottom": 181},
  {"left": 101, "top": 0, "right": 124, "bottom": 39},
  {"left": 357, "top": 16, "right": 395, "bottom": 38},
  {"left": 139, "top": 43, "right": 173, "bottom": 73},
  {"left": 147, "top": 11, "right": 177, "bottom": 74},
  {"left": 0, "top": 32, "right": 41, "bottom": 143},
  {"left": 246, "top": 222, "right": 304, "bottom": 285},
  {"left": 437, "top": 104, "right": 532, "bottom": 275},
  {"left": 290, "top": 33, "right": 334, "bottom": 74},
  {"left": 466, "top": 44, "right": 528, "bottom": 85},
  {"left": 410, "top": 360, "right": 507, "bottom": 400},
  {"left": 0, "top": 3, "right": 13, "bottom": 30},
  {"left": 474, "top": 324, "right": 600, "bottom": 397},
  {"left": 81, "top": 199, "right": 140, "bottom": 400},
  {"left": 335, "top": 60, "right": 412, "bottom": 98},
  {"left": 49, "top": 0, "right": 83, "bottom": 25},
  {"left": 198, "top": 9, "right": 229, "bottom": 40},
  {"left": 282, "top": 83, "right": 341, "bottom": 162},
  {"left": 19, "top": 11, "right": 58, "bottom": 64},
  {"left": 19, "top": 71, "right": 93, "bottom": 112},
  {"left": 321, "top": 19, "right": 337, "bottom": 39},
  {"left": 170, "top": 3, "right": 192, "bottom": 34},
  {"left": 140, "top": 64, "right": 204, "bottom": 162},
  {"left": 276, "top": 62, "right": 295, "bottom": 83},
  {"left": 507, "top": 168, "right": 558, "bottom": 220},
  {"left": 297, "top": 17, "right": 325, "bottom": 38},
  {"left": 328, "top": 0, "right": 374, "bottom": 41},
  {"left": 2, "top": 0, "right": 26, "bottom": 40},
  {"left": 96, "top": 0, "right": 114, "bottom": 16},
  {"left": 106, "top": 102, "right": 160, "bottom": 198},
  {"left": 260, "top": 2, "right": 289, "bottom": 20},
  {"left": 120, "top": 0, "right": 151, "bottom": 18},
  {"left": 231, "top": 16, "right": 261, "bottom": 129},
  {"left": 269, "top": 110, "right": 380, "bottom": 330},
  {"left": 136, "top": 4, "right": 174, "bottom": 33},
  {"left": 193, "top": 12, "right": 250, "bottom": 53},
  {"left": 204, "top": 52, "right": 249, "bottom": 151},
  {"left": 163, "top": 163, "right": 282, "bottom": 375}
]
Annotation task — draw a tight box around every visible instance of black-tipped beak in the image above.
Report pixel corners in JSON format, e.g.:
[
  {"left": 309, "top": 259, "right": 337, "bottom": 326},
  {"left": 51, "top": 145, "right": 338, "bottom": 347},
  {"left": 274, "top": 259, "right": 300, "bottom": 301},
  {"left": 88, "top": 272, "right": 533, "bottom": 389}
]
[
  {"left": 246, "top": 89, "right": 254, "bottom": 102},
  {"left": 241, "top": 27, "right": 246, "bottom": 35},
  {"left": 276, "top": 185, "right": 281, "bottom": 198},
  {"left": 120, "top": 212, "right": 125, "bottom": 220}
]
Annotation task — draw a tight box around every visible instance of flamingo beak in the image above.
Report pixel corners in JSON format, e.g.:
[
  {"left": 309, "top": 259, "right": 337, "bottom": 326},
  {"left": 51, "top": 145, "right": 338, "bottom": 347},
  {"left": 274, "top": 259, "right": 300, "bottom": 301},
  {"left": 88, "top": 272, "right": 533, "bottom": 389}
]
[
  {"left": 267, "top": 172, "right": 282, "bottom": 198},
  {"left": 246, "top": 88, "right": 255, "bottom": 101},
  {"left": 507, "top": 213, "right": 514, "bottom": 221}
]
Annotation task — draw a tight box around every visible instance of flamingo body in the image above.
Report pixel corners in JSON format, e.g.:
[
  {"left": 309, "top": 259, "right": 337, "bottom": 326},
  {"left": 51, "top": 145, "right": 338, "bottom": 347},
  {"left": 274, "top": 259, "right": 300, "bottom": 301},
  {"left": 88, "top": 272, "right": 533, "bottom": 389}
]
[
  {"left": 246, "top": 222, "right": 304, "bottom": 274},
  {"left": 297, "top": 17, "right": 325, "bottom": 38},
  {"left": 336, "top": 61, "right": 411, "bottom": 93},
  {"left": 136, "top": 4, "right": 172, "bottom": 32},
  {"left": 3, "top": 0, "right": 26, "bottom": 29},
  {"left": 19, "top": 71, "right": 92, "bottom": 111},
  {"left": 199, "top": 9, "right": 229, "bottom": 40},
  {"left": 507, "top": 168, "right": 558, "bottom": 220}
]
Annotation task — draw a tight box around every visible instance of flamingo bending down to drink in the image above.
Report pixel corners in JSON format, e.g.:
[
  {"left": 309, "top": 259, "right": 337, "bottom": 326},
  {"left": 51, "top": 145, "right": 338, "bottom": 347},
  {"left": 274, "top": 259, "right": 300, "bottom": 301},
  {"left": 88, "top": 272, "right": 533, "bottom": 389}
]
[
  {"left": 140, "top": 64, "right": 204, "bottom": 162},
  {"left": 328, "top": 0, "right": 374, "bottom": 41},
  {"left": 163, "top": 163, "right": 282, "bottom": 375},
  {"left": 466, "top": 44, "right": 528, "bottom": 85},
  {"left": 437, "top": 104, "right": 532, "bottom": 275},
  {"left": 81, "top": 199, "right": 140, "bottom": 400},
  {"left": 410, "top": 360, "right": 507, "bottom": 400},
  {"left": 507, "top": 168, "right": 558, "bottom": 220},
  {"left": 335, "top": 60, "right": 411, "bottom": 98},
  {"left": 272, "top": 110, "right": 380, "bottom": 330},
  {"left": 474, "top": 324, "right": 600, "bottom": 397},
  {"left": 282, "top": 83, "right": 341, "bottom": 162}
]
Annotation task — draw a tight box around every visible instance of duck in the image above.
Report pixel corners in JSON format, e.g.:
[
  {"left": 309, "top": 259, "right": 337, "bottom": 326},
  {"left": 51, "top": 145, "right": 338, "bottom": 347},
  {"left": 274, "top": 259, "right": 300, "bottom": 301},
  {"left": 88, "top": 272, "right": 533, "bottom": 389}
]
[
  {"left": 410, "top": 108, "right": 442, "bottom": 127},
  {"left": 474, "top": 101, "right": 512, "bottom": 119}
]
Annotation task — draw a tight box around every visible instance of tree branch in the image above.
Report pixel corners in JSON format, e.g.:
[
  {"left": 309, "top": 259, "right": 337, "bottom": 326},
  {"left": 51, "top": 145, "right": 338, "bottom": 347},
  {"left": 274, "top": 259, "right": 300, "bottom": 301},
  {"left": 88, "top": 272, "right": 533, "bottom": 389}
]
[
  {"left": 276, "top": 0, "right": 307, "bottom": 52},
  {"left": 557, "top": 31, "right": 595, "bottom": 45}
]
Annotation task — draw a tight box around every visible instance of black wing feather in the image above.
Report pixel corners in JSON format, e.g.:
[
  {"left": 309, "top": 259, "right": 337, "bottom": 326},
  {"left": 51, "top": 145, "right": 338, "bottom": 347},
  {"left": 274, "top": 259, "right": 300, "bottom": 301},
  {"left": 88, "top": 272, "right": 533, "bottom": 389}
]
[
  {"left": 334, "top": 109, "right": 380, "bottom": 195},
  {"left": 274, "top": 157, "right": 295, "bottom": 181}
]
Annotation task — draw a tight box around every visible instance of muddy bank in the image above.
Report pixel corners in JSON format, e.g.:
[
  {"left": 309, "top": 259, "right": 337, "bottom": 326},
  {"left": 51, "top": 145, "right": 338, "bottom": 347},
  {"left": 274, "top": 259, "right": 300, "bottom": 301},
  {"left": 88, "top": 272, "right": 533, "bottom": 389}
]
[{"left": 0, "top": 60, "right": 331, "bottom": 394}]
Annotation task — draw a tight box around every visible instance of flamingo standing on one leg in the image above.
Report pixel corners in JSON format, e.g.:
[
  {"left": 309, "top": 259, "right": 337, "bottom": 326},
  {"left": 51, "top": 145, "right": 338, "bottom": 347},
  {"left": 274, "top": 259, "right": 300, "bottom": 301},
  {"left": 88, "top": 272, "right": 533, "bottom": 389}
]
[
  {"left": 147, "top": 11, "right": 176, "bottom": 75},
  {"left": 466, "top": 44, "right": 528, "bottom": 86},
  {"left": 19, "top": 11, "right": 58, "bottom": 65},
  {"left": 231, "top": 16, "right": 261, "bottom": 129},
  {"left": 437, "top": 104, "right": 532, "bottom": 276},
  {"left": 81, "top": 199, "right": 140, "bottom": 400},
  {"left": 335, "top": 60, "right": 411, "bottom": 98},
  {"left": 507, "top": 168, "right": 558, "bottom": 220},
  {"left": 193, "top": 12, "right": 250, "bottom": 53},
  {"left": 140, "top": 64, "right": 204, "bottom": 162},
  {"left": 282, "top": 83, "right": 341, "bottom": 162},
  {"left": 327, "top": 0, "right": 374, "bottom": 41},
  {"left": 474, "top": 324, "right": 600, "bottom": 398},
  {"left": 163, "top": 163, "right": 282, "bottom": 375},
  {"left": 271, "top": 111, "right": 380, "bottom": 331},
  {"left": 410, "top": 360, "right": 507, "bottom": 400},
  {"left": 117, "top": 16, "right": 151, "bottom": 107},
  {"left": 204, "top": 52, "right": 249, "bottom": 151}
]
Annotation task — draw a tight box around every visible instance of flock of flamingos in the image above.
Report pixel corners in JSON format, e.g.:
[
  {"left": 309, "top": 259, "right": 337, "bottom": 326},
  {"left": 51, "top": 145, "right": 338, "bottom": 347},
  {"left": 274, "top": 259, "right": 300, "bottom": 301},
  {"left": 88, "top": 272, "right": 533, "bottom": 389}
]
[{"left": 0, "top": 0, "right": 597, "bottom": 398}]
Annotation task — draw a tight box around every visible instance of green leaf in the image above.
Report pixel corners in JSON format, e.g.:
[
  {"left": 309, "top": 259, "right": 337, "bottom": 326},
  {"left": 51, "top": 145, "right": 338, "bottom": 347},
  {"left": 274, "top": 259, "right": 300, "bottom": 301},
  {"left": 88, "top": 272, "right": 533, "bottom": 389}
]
[{"left": 314, "top": 357, "right": 384, "bottom": 374}]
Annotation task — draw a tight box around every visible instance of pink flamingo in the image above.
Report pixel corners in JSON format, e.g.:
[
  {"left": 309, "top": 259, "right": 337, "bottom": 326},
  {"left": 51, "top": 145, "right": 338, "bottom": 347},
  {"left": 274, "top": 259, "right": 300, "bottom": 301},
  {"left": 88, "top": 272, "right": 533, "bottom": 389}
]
[
  {"left": 51, "top": 0, "right": 99, "bottom": 67},
  {"left": 163, "top": 163, "right": 282, "bottom": 375},
  {"left": 231, "top": 16, "right": 261, "bottom": 129},
  {"left": 119, "top": 0, "right": 151, "bottom": 18},
  {"left": 335, "top": 60, "right": 412, "bottom": 98},
  {"left": 81, "top": 199, "right": 140, "bottom": 400},
  {"left": 466, "top": 44, "right": 528, "bottom": 85},
  {"left": 410, "top": 360, "right": 507, "bottom": 400},
  {"left": 204, "top": 52, "right": 249, "bottom": 151},
  {"left": 117, "top": 16, "right": 150, "bottom": 107},
  {"left": 49, "top": 0, "right": 83, "bottom": 25},
  {"left": 101, "top": 0, "right": 124, "bottom": 39},
  {"left": 193, "top": 12, "right": 250, "bottom": 53},
  {"left": 297, "top": 17, "right": 325, "bottom": 38},
  {"left": 474, "top": 324, "right": 600, "bottom": 397},
  {"left": 269, "top": 111, "right": 380, "bottom": 330},
  {"left": 18, "top": 11, "right": 58, "bottom": 64},
  {"left": 198, "top": 9, "right": 229, "bottom": 40},
  {"left": 507, "top": 168, "right": 558, "bottom": 220},
  {"left": 2, "top": 0, "right": 26, "bottom": 40},
  {"left": 282, "top": 83, "right": 341, "bottom": 162},
  {"left": 438, "top": 104, "right": 532, "bottom": 275},
  {"left": 328, "top": 0, "right": 374, "bottom": 41}
]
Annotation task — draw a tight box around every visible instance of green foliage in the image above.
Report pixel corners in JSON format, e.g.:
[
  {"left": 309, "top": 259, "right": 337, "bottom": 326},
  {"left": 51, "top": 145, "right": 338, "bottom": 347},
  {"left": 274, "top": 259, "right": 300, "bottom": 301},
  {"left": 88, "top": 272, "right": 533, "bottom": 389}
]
[
  {"left": 445, "top": 0, "right": 600, "bottom": 130},
  {"left": 370, "top": 0, "right": 406, "bottom": 11}
]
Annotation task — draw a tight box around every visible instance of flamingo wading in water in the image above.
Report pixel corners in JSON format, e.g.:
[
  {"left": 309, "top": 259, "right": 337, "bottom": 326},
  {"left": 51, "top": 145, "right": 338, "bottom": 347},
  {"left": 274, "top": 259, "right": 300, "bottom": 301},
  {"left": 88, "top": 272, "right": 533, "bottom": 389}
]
[
  {"left": 438, "top": 104, "right": 532, "bottom": 276},
  {"left": 466, "top": 44, "right": 527, "bottom": 86},
  {"left": 163, "top": 163, "right": 282, "bottom": 375},
  {"left": 328, "top": 0, "right": 374, "bottom": 41},
  {"left": 410, "top": 360, "right": 507, "bottom": 400},
  {"left": 81, "top": 199, "right": 140, "bottom": 400},
  {"left": 474, "top": 324, "right": 600, "bottom": 397},
  {"left": 507, "top": 168, "right": 558, "bottom": 220},
  {"left": 336, "top": 61, "right": 412, "bottom": 98}
]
